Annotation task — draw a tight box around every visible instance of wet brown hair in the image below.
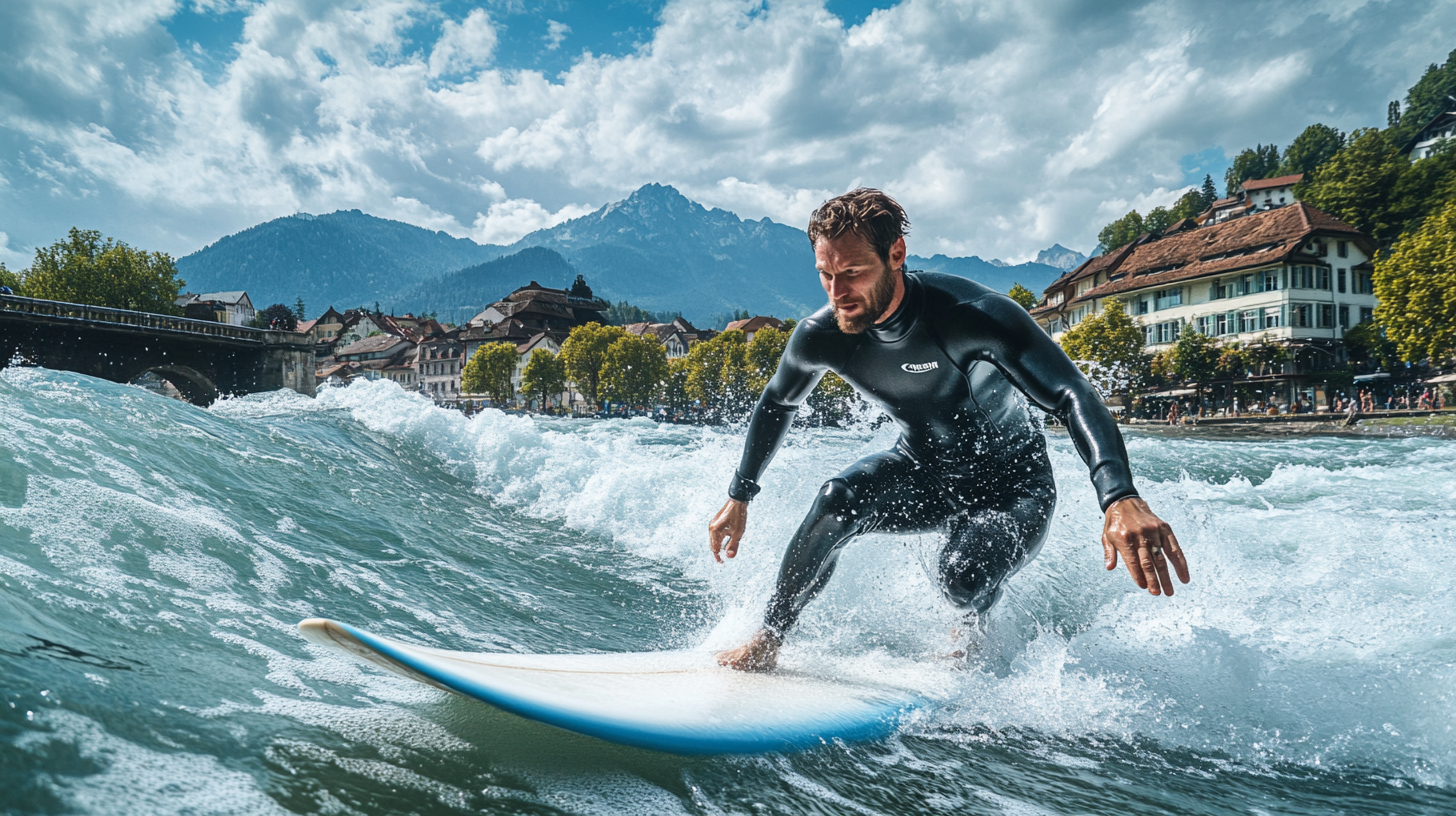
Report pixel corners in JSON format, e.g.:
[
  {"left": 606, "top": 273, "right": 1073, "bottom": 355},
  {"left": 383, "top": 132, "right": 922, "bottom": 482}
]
[{"left": 807, "top": 188, "right": 910, "bottom": 264}]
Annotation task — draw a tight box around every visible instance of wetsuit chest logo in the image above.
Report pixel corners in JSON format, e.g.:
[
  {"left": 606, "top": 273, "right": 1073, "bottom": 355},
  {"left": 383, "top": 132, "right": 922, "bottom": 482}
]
[{"left": 901, "top": 361, "right": 940, "bottom": 373}]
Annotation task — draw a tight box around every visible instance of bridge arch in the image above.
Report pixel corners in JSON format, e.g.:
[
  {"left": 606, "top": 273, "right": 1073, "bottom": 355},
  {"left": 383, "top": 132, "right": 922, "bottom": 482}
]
[{"left": 134, "top": 365, "right": 220, "bottom": 407}]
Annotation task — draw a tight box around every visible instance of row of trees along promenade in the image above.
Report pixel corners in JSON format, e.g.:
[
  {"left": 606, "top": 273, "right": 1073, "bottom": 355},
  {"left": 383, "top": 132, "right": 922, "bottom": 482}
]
[{"left": 461, "top": 320, "right": 859, "bottom": 424}]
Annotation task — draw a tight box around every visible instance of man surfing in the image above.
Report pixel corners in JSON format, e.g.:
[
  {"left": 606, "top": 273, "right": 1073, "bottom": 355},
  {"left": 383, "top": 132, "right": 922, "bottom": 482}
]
[{"left": 708, "top": 188, "right": 1190, "bottom": 672}]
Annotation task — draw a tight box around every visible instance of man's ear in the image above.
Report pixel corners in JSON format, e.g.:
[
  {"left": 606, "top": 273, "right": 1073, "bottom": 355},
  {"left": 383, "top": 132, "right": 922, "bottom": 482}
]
[{"left": 890, "top": 236, "right": 907, "bottom": 271}]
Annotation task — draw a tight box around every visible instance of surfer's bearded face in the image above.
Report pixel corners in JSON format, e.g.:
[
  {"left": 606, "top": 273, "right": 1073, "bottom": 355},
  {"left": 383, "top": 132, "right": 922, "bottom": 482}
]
[{"left": 815, "top": 234, "right": 904, "bottom": 334}]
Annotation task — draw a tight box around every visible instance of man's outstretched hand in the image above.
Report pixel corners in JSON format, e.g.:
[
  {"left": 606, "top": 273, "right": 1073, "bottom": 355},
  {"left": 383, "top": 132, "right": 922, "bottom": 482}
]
[
  {"left": 709, "top": 498, "right": 748, "bottom": 563},
  {"left": 1102, "top": 497, "right": 1190, "bottom": 596}
]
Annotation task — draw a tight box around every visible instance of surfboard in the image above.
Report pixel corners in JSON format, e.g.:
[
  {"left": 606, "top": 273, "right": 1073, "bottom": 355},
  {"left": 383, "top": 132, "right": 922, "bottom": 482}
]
[{"left": 298, "top": 618, "right": 918, "bottom": 755}]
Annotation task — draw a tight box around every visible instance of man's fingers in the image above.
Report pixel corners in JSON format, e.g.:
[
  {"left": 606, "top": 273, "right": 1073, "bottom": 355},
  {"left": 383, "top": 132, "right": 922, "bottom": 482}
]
[
  {"left": 1102, "top": 533, "right": 1118, "bottom": 571},
  {"left": 1121, "top": 535, "right": 1149, "bottom": 590},
  {"left": 1136, "top": 536, "right": 1161, "bottom": 595},
  {"left": 1163, "top": 525, "right": 1192, "bottom": 584},
  {"left": 1151, "top": 545, "right": 1175, "bottom": 596},
  {"left": 725, "top": 533, "right": 740, "bottom": 560},
  {"left": 709, "top": 530, "right": 723, "bottom": 563}
]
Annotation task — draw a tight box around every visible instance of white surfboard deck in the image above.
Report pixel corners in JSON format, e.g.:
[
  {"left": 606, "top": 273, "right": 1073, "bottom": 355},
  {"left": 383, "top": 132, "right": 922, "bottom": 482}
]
[{"left": 298, "top": 618, "right": 919, "bottom": 755}]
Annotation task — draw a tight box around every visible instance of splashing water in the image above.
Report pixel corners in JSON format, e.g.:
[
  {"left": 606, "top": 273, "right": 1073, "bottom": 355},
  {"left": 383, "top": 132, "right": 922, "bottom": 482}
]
[{"left": 2, "top": 368, "right": 1454, "bottom": 814}]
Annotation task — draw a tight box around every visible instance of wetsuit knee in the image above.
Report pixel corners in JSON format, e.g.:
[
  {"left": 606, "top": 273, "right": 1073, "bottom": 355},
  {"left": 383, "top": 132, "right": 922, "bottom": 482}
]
[{"left": 811, "top": 478, "right": 860, "bottom": 522}]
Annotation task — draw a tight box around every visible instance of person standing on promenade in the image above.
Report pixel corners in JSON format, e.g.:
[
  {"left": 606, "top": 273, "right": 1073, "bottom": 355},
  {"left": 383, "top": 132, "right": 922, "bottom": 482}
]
[{"left": 707, "top": 188, "right": 1189, "bottom": 672}]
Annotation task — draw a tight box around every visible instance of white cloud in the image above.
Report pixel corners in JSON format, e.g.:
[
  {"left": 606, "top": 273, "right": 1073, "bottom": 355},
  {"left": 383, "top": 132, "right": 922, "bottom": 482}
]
[
  {"left": 0, "top": 0, "right": 1453, "bottom": 265},
  {"left": 543, "top": 19, "right": 569, "bottom": 51},
  {"left": 0, "top": 232, "right": 31, "bottom": 269},
  {"left": 470, "top": 198, "right": 593, "bottom": 245},
  {"left": 428, "top": 8, "right": 497, "bottom": 77}
]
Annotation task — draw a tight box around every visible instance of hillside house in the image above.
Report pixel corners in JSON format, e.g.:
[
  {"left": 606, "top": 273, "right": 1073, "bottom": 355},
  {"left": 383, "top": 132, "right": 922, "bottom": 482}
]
[
  {"left": 1405, "top": 109, "right": 1456, "bottom": 159},
  {"left": 624, "top": 316, "right": 706, "bottom": 358},
  {"left": 417, "top": 331, "right": 463, "bottom": 400},
  {"left": 461, "top": 281, "right": 609, "bottom": 362}
]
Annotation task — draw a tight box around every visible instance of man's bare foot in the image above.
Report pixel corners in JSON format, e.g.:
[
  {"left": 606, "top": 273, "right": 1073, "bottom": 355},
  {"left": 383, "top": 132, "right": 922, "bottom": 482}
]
[{"left": 715, "top": 628, "right": 782, "bottom": 673}]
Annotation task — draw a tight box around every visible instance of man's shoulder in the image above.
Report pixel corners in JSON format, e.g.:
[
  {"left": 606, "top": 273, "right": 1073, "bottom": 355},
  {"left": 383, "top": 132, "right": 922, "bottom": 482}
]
[
  {"left": 785, "top": 305, "right": 850, "bottom": 363},
  {"left": 911, "top": 270, "right": 1000, "bottom": 305},
  {"left": 913, "top": 271, "right": 1024, "bottom": 324}
]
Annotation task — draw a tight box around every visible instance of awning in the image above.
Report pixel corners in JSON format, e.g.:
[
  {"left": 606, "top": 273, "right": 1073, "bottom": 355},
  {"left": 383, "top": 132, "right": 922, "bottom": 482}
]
[
  {"left": 1141, "top": 388, "right": 1198, "bottom": 398},
  {"left": 1425, "top": 372, "right": 1456, "bottom": 384},
  {"left": 1353, "top": 373, "right": 1391, "bottom": 382}
]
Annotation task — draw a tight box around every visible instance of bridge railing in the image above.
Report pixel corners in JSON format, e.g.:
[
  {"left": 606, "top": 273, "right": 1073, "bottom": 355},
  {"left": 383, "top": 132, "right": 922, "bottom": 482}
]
[{"left": 0, "top": 294, "right": 310, "bottom": 346}]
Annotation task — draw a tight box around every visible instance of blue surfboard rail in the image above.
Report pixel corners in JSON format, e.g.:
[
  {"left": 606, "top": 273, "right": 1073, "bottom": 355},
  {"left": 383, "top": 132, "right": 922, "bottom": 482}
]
[{"left": 305, "top": 620, "right": 918, "bottom": 755}]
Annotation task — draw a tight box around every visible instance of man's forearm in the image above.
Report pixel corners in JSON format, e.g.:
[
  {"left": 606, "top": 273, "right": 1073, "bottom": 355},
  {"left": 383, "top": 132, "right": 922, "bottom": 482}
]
[{"left": 728, "top": 396, "right": 798, "bottom": 501}]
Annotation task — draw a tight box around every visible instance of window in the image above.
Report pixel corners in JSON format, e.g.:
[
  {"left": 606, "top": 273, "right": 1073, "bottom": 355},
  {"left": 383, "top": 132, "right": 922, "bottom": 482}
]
[
  {"left": 1339, "top": 305, "right": 1349, "bottom": 329},
  {"left": 1360, "top": 307, "right": 1374, "bottom": 324},
  {"left": 1290, "top": 265, "right": 1311, "bottom": 288},
  {"left": 1263, "top": 270, "right": 1281, "bottom": 291},
  {"left": 1315, "top": 267, "right": 1331, "bottom": 290},
  {"left": 1338, "top": 268, "right": 1347, "bottom": 293},
  {"left": 1137, "top": 298, "right": 1149, "bottom": 315},
  {"left": 1241, "top": 311, "right": 1260, "bottom": 333},
  {"left": 1354, "top": 271, "right": 1374, "bottom": 295},
  {"left": 1264, "top": 306, "right": 1282, "bottom": 329},
  {"left": 1337, "top": 241, "right": 1348, "bottom": 258},
  {"left": 1319, "top": 304, "right": 1335, "bottom": 328},
  {"left": 1154, "top": 287, "right": 1182, "bottom": 310},
  {"left": 1215, "top": 312, "right": 1231, "bottom": 335},
  {"left": 1290, "top": 303, "right": 1312, "bottom": 328}
]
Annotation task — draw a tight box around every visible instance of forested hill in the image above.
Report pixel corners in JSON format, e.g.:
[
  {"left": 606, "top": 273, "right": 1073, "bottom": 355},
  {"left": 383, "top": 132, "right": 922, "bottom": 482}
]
[{"left": 175, "top": 210, "right": 504, "bottom": 312}]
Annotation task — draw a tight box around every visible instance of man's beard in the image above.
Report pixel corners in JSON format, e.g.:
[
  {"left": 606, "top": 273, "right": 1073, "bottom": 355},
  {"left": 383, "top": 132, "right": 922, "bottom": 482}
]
[{"left": 832, "top": 264, "right": 898, "bottom": 334}]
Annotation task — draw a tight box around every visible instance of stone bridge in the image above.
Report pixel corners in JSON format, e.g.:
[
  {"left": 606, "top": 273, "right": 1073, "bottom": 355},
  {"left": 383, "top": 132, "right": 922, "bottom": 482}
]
[{"left": 0, "top": 294, "right": 314, "bottom": 405}]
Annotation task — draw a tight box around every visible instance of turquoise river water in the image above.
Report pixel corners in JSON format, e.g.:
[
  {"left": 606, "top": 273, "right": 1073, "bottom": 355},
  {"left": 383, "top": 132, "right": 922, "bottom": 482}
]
[{"left": 2, "top": 366, "right": 1455, "bottom": 814}]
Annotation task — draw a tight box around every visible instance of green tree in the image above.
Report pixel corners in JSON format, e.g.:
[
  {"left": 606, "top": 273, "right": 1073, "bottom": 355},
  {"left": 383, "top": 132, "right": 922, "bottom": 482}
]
[
  {"left": 19, "top": 227, "right": 185, "bottom": 314},
  {"left": 1096, "top": 210, "right": 1146, "bottom": 252},
  {"left": 1389, "top": 100, "right": 1402, "bottom": 128},
  {"left": 1392, "top": 49, "right": 1456, "bottom": 144},
  {"left": 1144, "top": 205, "right": 1177, "bottom": 234},
  {"left": 559, "top": 323, "right": 627, "bottom": 407},
  {"left": 1278, "top": 124, "right": 1345, "bottom": 177},
  {"left": 1201, "top": 174, "right": 1219, "bottom": 207},
  {"left": 600, "top": 334, "right": 669, "bottom": 407},
  {"left": 1170, "top": 328, "right": 1219, "bottom": 407},
  {"left": 1243, "top": 335, "right": 1289, "bottom": 376},
  {"left": 1224, "top": 144, "right": 1281, "bottom": 196},
  {"left": 663, "top": 357, "right": 694, "bottom": 414},
  {"left": 1387, "top": 139, "right": 1456, "bottom": 237},
  {"left": 293, "top": 298, "right": 307, "bottom": 322},
  {"left": 1298, "top": 128, "right": 1408, "bottom": 246},
  {"left": 1057, "top": 299, "right": 1146, "bottom": 395},
  {"left": 1343, "top": 319, "right": 1401, "bottom": 370},
  {"left": 745, "top": 326, "right": 790, "bottom": 394},
  {"left": 249, "top": 303, "right": 299, "bottom": 331},
  {"left": 568, "top": 274, "right": 594, "bottom": 300},
  {"left": 0, "top": 263, "right": 20, "bottom": 292},
  {"left": 520, "top": 348, "right": 566, "bottom": 409},
  {"left": 1006, "top": 283, "right": 1038, "bottom": 310},
  {"left": 1373, "top": 197, "right": 1456, "bottom": 363},
  {"left": 462, "top": 342, "right": 518, "bottom": 405},
  {"left": 684, "top": 329, "right": 751, "bottom": 419},
  {"left": 1170, "top": 188, "right": 1208, "bottom": 221},
  {"left": 1215, "top": 342, "right": 1249, "bottom": 379}
]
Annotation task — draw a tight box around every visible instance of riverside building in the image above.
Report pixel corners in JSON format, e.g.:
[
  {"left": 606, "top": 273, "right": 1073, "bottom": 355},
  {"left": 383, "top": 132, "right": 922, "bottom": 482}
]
[{"left": 1032, "top": 201, "right": 1378, "bottom": 410}]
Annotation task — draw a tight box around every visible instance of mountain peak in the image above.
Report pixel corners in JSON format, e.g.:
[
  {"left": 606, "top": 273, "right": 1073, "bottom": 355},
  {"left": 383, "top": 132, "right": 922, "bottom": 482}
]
[{"left": 1034, "top": 243, "right": 1088, "bottom": 271}]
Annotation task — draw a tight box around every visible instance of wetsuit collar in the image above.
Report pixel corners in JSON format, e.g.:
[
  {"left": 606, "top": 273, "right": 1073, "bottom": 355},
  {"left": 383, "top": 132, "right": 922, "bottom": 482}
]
[{"left": 865, "top": 271, "right": 920, "bottom": 343}]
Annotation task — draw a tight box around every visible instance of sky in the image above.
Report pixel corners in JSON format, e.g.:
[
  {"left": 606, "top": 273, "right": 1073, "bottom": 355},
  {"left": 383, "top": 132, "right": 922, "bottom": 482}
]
[{"left": 2, "top": 0, "right": 1455, "bottom": 270}]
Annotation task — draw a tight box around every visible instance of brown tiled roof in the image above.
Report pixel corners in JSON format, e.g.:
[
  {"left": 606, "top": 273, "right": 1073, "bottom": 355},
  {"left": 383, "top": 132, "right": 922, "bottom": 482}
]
[
  {"left": 1067, "top": 203, "right": 1366, "bottom": 305},
  {"left": 725, "top": 316, "right": 787, "bottom": 333},
  {"left": 1240, "top": 173, "right": 1304, "bottom": 191},
  {"left": 336, "top": 334, "right": 412, "bottom": 356}
]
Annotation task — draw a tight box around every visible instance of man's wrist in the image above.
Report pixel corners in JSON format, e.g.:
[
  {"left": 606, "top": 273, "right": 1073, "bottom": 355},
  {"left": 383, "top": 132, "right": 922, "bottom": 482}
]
[
  {"left": 1103, "top": 494, "right": 1144, "bottom": 514},
  {"left": 728, "top": 471, "right": 762, "bottom": 502}
]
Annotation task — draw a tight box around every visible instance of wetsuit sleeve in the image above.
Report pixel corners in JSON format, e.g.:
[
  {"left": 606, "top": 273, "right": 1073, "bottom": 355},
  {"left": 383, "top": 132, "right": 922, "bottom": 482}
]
[
  {"left": 961, "top": 295, "right": 1140, "bottom": 512},
  {"left": 728, "top": 325, "right": 828, "bottom": 502}
]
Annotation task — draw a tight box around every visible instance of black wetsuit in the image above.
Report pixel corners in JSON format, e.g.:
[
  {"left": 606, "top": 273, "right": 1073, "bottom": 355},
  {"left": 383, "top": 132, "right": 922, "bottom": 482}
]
[{"left": 727, "top": 271, "right": 1139, "bottom": 635}]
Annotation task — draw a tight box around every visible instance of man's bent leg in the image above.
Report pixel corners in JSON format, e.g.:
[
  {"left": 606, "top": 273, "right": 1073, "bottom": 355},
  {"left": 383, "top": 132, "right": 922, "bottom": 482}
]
[
  {"left": 937, "top": 475, "right": 1056, "bottom": 616},
  {"left": 718, "top": 448, "right": 952, "bottom": 672}
]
